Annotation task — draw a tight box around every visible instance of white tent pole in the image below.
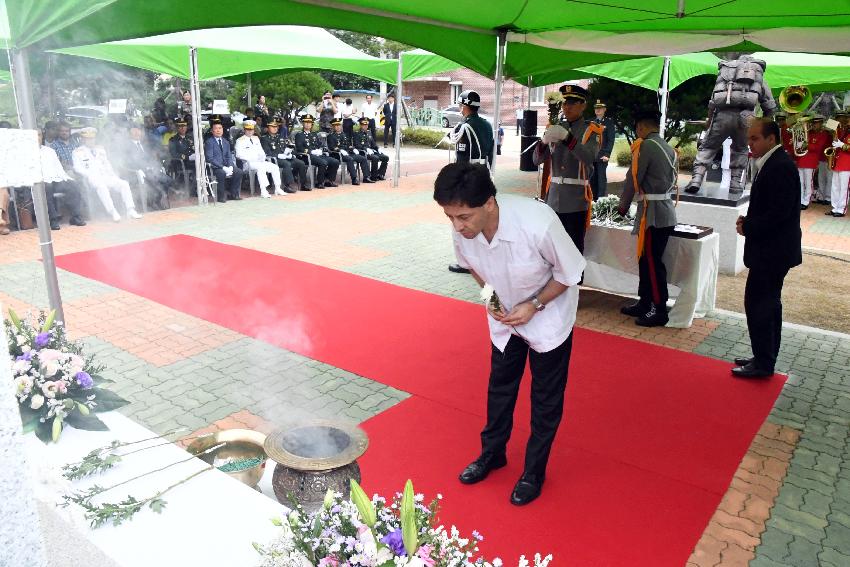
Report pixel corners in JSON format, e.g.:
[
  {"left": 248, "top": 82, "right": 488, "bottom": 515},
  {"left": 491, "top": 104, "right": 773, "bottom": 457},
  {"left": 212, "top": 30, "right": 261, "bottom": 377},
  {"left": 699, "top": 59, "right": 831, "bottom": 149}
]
[
  {"left": 9, "top": 47, "right": 65, "bottom": 324},
  {"left": 392, "top": 53, "right": 404, "bottom": 187},
  {"left": 491, "top": 30, "right": 507, "bottom": 175},
  {"left": 659, "top": 55, "right": 671, "bottom": 138},
  {"left": 189, "top": 47, "right": 207, "bottom": 205},
  {"left": 247, "top": 73, "right": 252, "bottom": 111}
]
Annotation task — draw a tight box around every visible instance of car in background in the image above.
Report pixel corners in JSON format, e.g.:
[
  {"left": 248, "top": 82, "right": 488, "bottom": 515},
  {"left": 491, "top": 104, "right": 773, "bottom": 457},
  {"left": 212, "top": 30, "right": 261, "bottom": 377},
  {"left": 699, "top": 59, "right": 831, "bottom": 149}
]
[
  {"left": 440, "top": 105, "right": 494, "bottom": 129},
  {"left": 63, "top": 105, "right": 108, "bottom": 127}
]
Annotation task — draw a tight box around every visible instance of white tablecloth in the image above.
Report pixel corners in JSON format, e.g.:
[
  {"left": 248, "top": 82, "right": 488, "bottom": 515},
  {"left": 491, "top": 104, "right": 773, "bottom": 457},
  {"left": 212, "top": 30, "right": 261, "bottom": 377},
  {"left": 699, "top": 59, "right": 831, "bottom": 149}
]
[
  {"left": 583, "top": 224, "right": 719, "bottom": 328},
  {"left": 25, "top": 413, "right": 286, "bottom": 567}
]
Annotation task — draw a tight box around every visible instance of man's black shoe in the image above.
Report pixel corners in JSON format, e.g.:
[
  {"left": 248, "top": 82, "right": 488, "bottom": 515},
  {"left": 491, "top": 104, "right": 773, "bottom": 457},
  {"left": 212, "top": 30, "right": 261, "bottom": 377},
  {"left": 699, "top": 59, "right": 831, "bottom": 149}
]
[
  {"left": 459, "top": 453, "right": 507, "bottom": 485},
  {"left": 301, "top": 186, "right": 312, "bottom": 191},
  {"left": 801, "top": 204, "right": 808, "bottom": 210},
  {"left": 370, "top": 177, "right": 380, "bottom": 182},
  {"left": 363, "top": 178, "right": 375, "bottom": 184},
  {"left": 835, "top": 213, "right": 846, "bottom": 217},
  {"left": 510, "top": 473, "right": 544, "bottom": 506},
  {"left": 232, "top": 195, "right": 243, "bottom": 200},
  {"left": 684, "top": 184, "right": 700, "bottom": 194},
  {"left": 448, "top": 264, "right": 471, "bottom": 274},
  {"left": 731, "top": 362, "right": 774, "bottom": 378},
  {"left": 734, "top": 356, "right": 754, "bottom": 367},
  {"left": 620, "top": 301, "right": 649, "bottom": 317},
  {"left": 284, "top": 186, "right": 297, "bottom": 194},
  {"left": 826, "top": 211, "right": 836, "bottom": 216},
  {"left": 69, "top": 217, "right": 86, "bottom": 226},
  {"left": 635, "top": 304, "right": 668, "bottom": 327},
  {"left": 50, "top": 221, "right": 61, "bottom": 230},
  {"left": 325, "top": 181, "right": 338, "bottom": 187},
  {"left": 377, "top": 175, "right": 386, "bottom": 180}
]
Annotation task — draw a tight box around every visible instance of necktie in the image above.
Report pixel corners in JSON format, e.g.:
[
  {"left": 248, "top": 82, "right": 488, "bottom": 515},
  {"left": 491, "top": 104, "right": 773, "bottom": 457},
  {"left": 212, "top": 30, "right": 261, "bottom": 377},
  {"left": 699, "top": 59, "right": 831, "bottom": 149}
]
[
  {"left": 218, "top": 138, "right": 223, "bottom": 154},
  {"left": 137, "top": 141, "right": 143, "bottom": 153}
]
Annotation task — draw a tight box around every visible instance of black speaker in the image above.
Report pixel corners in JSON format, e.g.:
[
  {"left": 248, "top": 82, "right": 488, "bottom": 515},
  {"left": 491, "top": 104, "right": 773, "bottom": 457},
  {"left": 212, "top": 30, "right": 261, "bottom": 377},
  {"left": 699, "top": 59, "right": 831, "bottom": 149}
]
[
  {"left": 520, "top": 135, "right": 539, "bottom": 171},
  {"left": 521, "top": 110, "right": 538, "bottom": 136}
]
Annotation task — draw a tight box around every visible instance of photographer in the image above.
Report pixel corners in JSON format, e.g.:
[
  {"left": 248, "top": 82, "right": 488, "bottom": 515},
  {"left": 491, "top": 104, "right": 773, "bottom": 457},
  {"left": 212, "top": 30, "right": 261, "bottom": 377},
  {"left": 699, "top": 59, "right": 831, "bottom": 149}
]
[{"left": 318, "top": 91, "right": 337, "bottom": 133}]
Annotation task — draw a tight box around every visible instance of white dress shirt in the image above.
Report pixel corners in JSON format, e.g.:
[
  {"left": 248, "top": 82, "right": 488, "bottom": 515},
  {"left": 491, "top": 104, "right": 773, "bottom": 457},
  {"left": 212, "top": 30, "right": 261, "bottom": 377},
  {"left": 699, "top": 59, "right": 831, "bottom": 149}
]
[
  {"left": 360, "top": 101, "right": 378, "bottom": 120},
  {"left": 452, "top": 194, "right": 586, "bottom": 353},
  {"left": 40, "top": 145, "right": 72, "bottom": 183},
  {"left": 753, "top": 143, "right": 782, "bottom": 181}
]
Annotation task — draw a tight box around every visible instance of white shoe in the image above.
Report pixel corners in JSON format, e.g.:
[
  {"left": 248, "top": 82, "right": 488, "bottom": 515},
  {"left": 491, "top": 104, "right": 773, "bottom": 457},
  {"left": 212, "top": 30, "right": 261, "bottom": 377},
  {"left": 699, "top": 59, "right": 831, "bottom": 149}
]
[
  {"left": 111, "top": 210, "right": 122, "bottom": 222},
  {"left": 128, "top": 209, "right": 142, "bottom": 219},
  {"left": 260, "top": 189, "right": 271, "bottom": 199},
  {"left": 274, "top": 187, "right": 286, "bottom": 196}
]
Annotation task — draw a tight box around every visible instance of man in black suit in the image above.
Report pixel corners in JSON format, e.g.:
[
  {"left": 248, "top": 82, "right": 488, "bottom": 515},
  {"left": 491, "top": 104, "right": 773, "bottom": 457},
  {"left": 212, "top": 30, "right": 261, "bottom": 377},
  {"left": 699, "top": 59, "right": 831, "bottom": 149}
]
[
  {"left": 733, "top": 117, "right": 802, "bottom": 378},
  {"left": 204, "top": 121, "right": 243, "bottom": 202}
]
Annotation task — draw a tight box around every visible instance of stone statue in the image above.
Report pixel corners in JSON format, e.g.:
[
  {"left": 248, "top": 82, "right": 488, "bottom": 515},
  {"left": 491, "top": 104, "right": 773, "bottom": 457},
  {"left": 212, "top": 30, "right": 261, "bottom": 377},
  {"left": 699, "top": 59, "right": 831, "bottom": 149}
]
[{"left": 685, "top": 55, "right": 777, "bottom": 193}]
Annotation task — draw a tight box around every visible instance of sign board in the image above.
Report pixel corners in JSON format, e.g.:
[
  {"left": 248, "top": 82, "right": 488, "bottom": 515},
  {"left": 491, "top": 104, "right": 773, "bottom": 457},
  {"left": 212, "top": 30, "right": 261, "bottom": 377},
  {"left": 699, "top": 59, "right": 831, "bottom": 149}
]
[
  {"left": 212, "top": 99, "right": 229, "bottom": 114},
  {"left": 108, "top": 99, "right": 127, "bottom": 114},
  {"left": 0, "top": 128, "right": 42, "bottom": 187}
]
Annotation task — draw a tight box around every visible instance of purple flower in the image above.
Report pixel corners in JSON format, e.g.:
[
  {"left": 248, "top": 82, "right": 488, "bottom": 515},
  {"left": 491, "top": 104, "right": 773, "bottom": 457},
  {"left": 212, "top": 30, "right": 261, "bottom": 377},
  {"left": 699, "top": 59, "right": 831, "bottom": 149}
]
[
  {"left": 75, "top": 371, "right": 93, "bottom": 389},
  {"left": 34, "top": 332, "right": 51, "bottom": 349},
  {"left": 380, "top": 528, "right": 406, "bottom": 556},
  {"left": 16, "top": 352, "right": 33, "bottom": 362}
]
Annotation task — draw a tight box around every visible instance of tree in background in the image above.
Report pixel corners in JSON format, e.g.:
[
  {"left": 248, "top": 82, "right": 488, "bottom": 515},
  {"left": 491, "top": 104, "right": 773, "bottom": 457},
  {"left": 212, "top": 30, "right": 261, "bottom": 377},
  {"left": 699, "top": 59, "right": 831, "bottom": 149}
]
[
  {"left": 227, "top": 72, "right": 332, "bottom": 123},
  {"left": 324, "top": 30, "right": 410, "bottom": 91},
  {"left": 587, "top": 74, "right": 715, "bottom": 147}
]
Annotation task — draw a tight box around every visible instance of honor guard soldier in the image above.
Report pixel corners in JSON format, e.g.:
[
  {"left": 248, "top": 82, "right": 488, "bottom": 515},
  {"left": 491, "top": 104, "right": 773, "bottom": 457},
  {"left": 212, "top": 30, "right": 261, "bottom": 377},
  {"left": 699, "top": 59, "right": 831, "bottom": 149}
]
[
  {"left": 797, "top": 114, "right": 831, "bottom": 209},
  {"left": 617, "top": 110, "right": 678, "bottom": 327},
  {"left": 294, "top": 114, "right": 339, "bottom": 188},
  {"left": 168, "top": 119, "right": 195, "bottom": 181},
  {"left": 328, "top": 118, "right": 372, "bottom": 185},
  {"left": 353, "top": 117, "right": 388, "bottom": 182},
  {"left": 827, "top": 111, "right": 850, "bottom": 217},
  {"left": 261, "top": 118, "right": 305, "bottom": 192},
  {"left": 533, "top": 84, "right": 602, "bottom": 257},
  {"left": 589, "top": 99, "right": 615, "bottom": 199},
  {"left": 451, "top": 90, "right": 494, "bottom": 167}
]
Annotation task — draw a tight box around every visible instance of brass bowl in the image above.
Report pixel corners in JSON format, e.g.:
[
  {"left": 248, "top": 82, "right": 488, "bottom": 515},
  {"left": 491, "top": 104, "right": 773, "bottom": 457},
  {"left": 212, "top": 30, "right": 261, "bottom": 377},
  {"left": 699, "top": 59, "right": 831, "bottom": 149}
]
[{"left": 187, "top": 429, "right": 268, "bottom": 488}]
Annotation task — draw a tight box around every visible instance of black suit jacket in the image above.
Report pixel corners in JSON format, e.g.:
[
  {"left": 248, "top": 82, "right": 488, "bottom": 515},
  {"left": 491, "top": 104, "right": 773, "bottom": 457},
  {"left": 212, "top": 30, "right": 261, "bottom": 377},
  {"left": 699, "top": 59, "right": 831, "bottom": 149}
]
[{"left": 742, "top": 147, "right": 802, "bottom": 271}]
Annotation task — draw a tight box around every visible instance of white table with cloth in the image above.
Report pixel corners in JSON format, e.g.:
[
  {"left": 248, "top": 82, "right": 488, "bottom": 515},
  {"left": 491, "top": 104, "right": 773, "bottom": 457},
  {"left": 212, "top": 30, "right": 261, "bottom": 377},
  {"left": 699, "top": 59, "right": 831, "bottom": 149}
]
[
  {"left": 24, "top": 412, "right": 286, "bottom": 567},
  {"left": 582, "top": 223, "right": 719, "bottom": 328}
]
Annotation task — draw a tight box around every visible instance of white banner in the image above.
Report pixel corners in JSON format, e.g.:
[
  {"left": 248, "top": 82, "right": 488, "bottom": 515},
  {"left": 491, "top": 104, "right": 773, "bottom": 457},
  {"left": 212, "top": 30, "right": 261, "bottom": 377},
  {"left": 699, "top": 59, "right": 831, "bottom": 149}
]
[
  {"left": 108, "top": 99, "right": 127, "bottom": 114},
  {"left": 212, "top": 99, "right": 229, "bottom": 114},
  {"left": 0, "top": 129, "right": 42, "bottom": 187}
]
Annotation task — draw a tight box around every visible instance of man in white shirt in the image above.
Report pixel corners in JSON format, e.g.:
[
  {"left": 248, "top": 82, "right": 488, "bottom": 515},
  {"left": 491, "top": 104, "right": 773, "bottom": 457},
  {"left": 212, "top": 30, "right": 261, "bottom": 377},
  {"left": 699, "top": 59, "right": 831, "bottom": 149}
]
[
  {"left": 360, "top": 94, "right": 379, "bottom": 140},
  {"left": 434, "top": 161, "right": 585, "bottom": 506},
  {"left": 515, "top": 107, "right": 524, "bottom": 135},
  {"left": 72, "top": 127, "right": 141, "bottom": 222},
  {"left": 234, "top": 120, "right": 284, "bottom": 198},
  {"left": 39, "top": 130, "right": 85, "bottom": 229}
]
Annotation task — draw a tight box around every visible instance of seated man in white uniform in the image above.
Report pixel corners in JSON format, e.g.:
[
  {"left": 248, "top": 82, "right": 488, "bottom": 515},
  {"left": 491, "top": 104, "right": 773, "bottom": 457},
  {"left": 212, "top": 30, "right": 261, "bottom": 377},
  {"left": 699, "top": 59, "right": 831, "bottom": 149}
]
[
  {"left": 233, "top": 120, "right": 283, "bottom": 198},
  {"left": 72, "top": 127, "right": 141, "bottom": 222}
]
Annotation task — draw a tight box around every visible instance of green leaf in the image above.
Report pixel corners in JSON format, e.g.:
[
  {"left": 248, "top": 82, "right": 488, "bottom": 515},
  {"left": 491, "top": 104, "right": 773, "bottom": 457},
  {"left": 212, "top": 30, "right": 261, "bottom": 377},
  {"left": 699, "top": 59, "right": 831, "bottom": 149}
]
[
  {"left": 349, "top": 479, "right": 376, "bottom": 527},
  {"left": 401, "top": 479, "right": 419, "bottom": 556},
  {"left": 52, "top": 416, "right": 63, "bottom": 442},
  {"left": 88, "top": 388, "right": 130, "bottom": 412},
  {"left": 8, "top": 308, "right": 22, "bottom": 330},
  {"left": 41, "top": 310, "right": 56, "bottom": 333},
  {"left": 90, "top": 374, "right": 114, "bottom": 385},
  {"left": 64, "top": 411, "right": 109, "bottom": 431},
  {"left": 34, "top": 421, "right": 52, "bottom": 442},
  {"left": 149, "top": 498, "right": 167, "bottom": 514}
]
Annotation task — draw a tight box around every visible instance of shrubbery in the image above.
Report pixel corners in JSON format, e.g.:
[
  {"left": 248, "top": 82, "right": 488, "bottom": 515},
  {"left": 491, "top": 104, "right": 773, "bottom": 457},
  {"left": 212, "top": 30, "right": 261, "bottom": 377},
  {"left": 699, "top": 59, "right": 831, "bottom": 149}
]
[
  {"left": 615, "top": 141, "right": 697, "bottom": 171},
  {"left": 402, "top": 127, "right": 451, "bottom": 149}
]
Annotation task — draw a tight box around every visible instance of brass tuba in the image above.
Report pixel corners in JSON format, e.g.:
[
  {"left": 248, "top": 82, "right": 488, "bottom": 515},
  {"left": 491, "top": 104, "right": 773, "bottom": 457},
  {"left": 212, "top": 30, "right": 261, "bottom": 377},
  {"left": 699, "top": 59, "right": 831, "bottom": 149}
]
[{"left": 780, "top": 86, "right": 814, "bottom": 157}]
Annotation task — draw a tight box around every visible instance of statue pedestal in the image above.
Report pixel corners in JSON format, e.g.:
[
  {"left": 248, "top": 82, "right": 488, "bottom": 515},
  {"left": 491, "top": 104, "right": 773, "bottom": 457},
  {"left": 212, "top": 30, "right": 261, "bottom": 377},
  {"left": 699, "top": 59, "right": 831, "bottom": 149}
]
[{"left": 676, "top": 181, "right": 750, "bottom": 275}]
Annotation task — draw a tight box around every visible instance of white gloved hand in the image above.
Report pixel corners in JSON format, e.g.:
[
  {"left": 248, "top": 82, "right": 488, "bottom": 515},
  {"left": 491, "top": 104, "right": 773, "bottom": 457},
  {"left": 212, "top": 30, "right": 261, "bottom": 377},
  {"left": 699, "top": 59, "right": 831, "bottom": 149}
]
[
  {"left": 833, "top": 140, "right": 844, "bottom": 148},
  {"left": 310, "top": 149, "right": 323, "bottom": 156},
  {"left": 223, "top": 166, "right": 233, "bottom": 176},
  {"left": 278, "top": 153, "right": 286, "bottom": 159},
  {"left": 366, "top": 148, "right": 374, "bottom": 156},
  {"left": 541, "top": 124, "right": 569, "bottom": 145},
  {"left": 136, "top": 170, "right": 146, "bottom": 185},
  {"left": 188, "top": 153, "right": 196, "bottom": 161},
  {"left": 340, "top": 150, "right": 349, "bottom": 157}
]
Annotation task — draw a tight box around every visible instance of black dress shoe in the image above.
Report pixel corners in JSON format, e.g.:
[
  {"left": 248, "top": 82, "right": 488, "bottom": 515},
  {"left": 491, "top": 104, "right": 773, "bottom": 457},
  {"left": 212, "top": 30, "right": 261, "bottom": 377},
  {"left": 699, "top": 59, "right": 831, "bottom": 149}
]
[
  {"left": 458, "top": 453, "right": 507, "bottom": 485},
  {"left": 734, "top": 356, "right": 754, "bottom": 367},
  {"left": 448, "top": 264, "right": 471, "bottom": 274},
  {"left": 316, "top": 183, "right": 325, "bottom": 189},
  {"left": 363, "top": 178, "right": 375, "bottom": 183},
  {"left": 232, "top": 195, "right": 243, "bottom": 200},
  {"left": 50, "top": 222, "right": 61, "bottom": 230},
  {"left": 801, "top": 204, "right": 809, "bottom": 210},
  {"left": 835, "top": 213, "right": 846, "bottom": 217},
  {"left": 684, "top": 184, "right": 700, "bottom": 194},
  {"left": 352, "top": 180, "right": 360, "bottom": 186},
  {"left": 731, "top": 362, "right": 774, "bottom": 378},
  {"left": 377, "top": 175, "right": 386, "bottom": 180},
  {"left": 826, "top": 211, "right": 836, "bottom": 216},
  {"left": 325, "top": 181, "right": 338, "bottom": 187},
  {"left": 301, "top": 186, "right": 312, "bottom": 191},
  {"left": 620, "top": 301, "right": 649, "bottom": 317},
  {"left": 284, "top": 186, "right": 297, "bottom": 194},
  {"left": 635, "top": 304, "right": 668, "bottom": 327},
  {"left": 510, "top": 473, "right": 544, "bottom": 506},
  {"left": 69, "top": 217, "right": 86, "bottom": 226}
]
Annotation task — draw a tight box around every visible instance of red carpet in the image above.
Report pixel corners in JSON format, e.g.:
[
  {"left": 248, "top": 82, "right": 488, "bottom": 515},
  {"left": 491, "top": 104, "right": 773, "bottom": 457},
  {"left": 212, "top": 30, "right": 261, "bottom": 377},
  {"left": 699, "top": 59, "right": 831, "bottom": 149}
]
[{"left": 56, "top": 235, "right": 785, "bottom": 565}]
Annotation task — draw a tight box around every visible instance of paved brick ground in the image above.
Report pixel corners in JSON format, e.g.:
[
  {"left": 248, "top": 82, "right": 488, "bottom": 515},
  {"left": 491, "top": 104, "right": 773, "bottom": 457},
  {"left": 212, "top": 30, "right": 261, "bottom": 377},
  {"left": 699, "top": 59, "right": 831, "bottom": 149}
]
[{"left": 3, "top": 146, "right": 850, "bottom": 565}]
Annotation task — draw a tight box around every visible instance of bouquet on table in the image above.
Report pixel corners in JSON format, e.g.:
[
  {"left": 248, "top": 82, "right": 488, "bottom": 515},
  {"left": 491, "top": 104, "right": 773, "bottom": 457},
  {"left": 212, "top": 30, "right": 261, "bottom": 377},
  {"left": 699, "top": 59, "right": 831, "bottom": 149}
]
[
  {"left": 6, "top": 308, "right": 129, "bottom": 443},
  {"left": 591, "top": 195, "right": 634, "bottom": 227},
  {"left": 255, "top": 480, "right": 553, "bottom": 567}
]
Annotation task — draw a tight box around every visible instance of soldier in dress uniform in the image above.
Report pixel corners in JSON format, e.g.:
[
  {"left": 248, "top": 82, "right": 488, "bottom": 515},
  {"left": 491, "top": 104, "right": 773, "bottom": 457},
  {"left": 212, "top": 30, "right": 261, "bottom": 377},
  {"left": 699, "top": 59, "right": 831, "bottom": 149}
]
[
  {"left": 797, "top": 114, "right": 832, "bottom": 209},
  {"left": 589, "top": 99, "right": 615, "bottom": 199},
  {"left": 327, "top": 118, "right": 372, "bottom": 185},
  {"left": 72, "top": 127, "right": 142, "bottom": 222},
  {"left": 168, "top": 119, "right": 195, "bottom": 177},
  {"left": 452, "top": 90, "right": 494, "bottom": 167},
  {"left": 533, "top": 84, "right": 601, "bottom": 257},
  {"left": 827, "top": 112, "right": 850, "bottom": 217},
  {"left": 260, "top": 118, "right": 305, "bottom": 192},
  {"left": 353, "top": 117, "right": 388, "bottom": 182},
  {"left": 617, "top": 110, "right": 678, "bottom": 327},
  {"left": 294, "top": 114, "right": 339, "bottom": 189}
]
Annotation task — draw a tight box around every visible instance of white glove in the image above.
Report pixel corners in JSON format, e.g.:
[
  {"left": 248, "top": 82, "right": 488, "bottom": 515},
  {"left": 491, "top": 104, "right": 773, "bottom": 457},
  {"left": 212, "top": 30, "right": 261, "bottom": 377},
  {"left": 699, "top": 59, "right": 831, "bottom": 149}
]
[
  {"left": 223, "top": 166, "right": 233, "bottom": 176},
  {"left": 310, "top": 149, "right": 323, "bottom": 156},
  {"left": 366, "top": 148, "right": 374, "bottom": 156},
  {"left": 833, "top": 140, "right": 844, "bottom": 148},
  {"left": 135, "top": 170, "right": 146, "bottom": 185},
  {"left": 340, "top": 150, "right": 349, "bottom": 157},
  {"left": 188, "top": 153, "right": 196, "bottom": 161},
  {"left": 542, "top": 124, "right": 569, "bottom": 145},
  {"left": 277, "top": 153, "right": 286, "bottom": 159}
]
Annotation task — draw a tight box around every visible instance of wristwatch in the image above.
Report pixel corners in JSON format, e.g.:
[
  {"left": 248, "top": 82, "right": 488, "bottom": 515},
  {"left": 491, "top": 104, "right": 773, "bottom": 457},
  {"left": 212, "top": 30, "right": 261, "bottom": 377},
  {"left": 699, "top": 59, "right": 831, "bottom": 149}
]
[{"left": 530, "top": 296, "right": 546, "bottom": 311}]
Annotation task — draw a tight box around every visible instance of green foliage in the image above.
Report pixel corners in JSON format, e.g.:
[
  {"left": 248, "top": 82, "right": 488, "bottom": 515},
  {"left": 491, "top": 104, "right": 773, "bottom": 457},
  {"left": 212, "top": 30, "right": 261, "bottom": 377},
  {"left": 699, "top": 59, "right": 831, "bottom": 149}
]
[
  {"left": 402, "top": 127, "right": 451, "bottom": 149},
  {"left": 677, "top": 144, "right": 698, "bottom": 171},
  {"left": 615, "top": 146, "right": 632, "bottom": 167},
  {"left": 588, "top": 75, "right": 715, "bottom": 147},
  {"left": 324, "top": 30, "right": 411, "bottom": 90},
  {"left": 228, "top": 72, "right": 332, "bottom": 121}
]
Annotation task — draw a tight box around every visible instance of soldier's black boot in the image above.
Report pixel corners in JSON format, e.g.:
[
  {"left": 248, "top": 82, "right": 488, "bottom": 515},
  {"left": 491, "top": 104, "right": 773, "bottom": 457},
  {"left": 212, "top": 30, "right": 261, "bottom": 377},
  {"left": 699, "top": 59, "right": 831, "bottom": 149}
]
[
  {"left": 636, "top": 304, "right": 669, "bottom": 327},
  {"left": 620, "top": 300, "right": 649, "bottom": 317}
]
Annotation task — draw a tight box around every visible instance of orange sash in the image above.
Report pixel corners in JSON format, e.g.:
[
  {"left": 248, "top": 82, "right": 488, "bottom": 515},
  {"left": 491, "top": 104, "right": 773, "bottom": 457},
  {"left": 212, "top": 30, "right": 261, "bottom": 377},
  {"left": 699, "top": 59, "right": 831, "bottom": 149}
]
[{"left": 630, "top": 139, "right": 649, "bottom": 258}]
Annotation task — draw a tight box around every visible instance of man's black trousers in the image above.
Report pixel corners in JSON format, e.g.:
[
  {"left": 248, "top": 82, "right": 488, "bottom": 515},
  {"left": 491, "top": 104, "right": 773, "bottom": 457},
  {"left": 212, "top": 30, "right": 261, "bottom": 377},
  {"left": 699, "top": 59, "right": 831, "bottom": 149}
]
[
  {"left": 590, "top": 160, "right": 608, "bottom": 199},
  {"left": 745, "top": 266, "right": 790, "bottom": 372},
  {"left": 480, "top": 332, "right": 574, "bottom": 478},
  {"left": 638, "top": 225, "right": 674, "bottom": 306}
]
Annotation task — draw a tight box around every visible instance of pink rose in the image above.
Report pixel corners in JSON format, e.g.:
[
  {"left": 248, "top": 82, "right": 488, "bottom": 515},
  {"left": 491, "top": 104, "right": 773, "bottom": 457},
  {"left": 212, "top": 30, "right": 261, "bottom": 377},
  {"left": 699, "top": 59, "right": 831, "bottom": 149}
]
[{"left": 318, "top": 558, "right": 339, "bottom": 567}]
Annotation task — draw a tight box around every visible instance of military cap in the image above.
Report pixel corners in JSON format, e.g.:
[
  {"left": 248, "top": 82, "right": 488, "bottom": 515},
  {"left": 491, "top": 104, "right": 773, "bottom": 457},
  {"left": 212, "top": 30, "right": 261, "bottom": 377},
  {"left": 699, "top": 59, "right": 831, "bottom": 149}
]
[
  {"left": 359, "top": 117, "right": 370, "bottom": 125},
  {"left": 593, "top": 99, "right": 607, "bottom": 108},
  {"left": 242, "top": 119, "right": 256, "bottom": 130},
  {"left": 175, "top": 119, "right": 188, "bottom": 126},
  {"left": 267, "top": 117, "right": 282, "bottom": 126},
  {"left": 810, "top": 114, "right": 825, "bottom": 121},
  {"left": 79, "top": 127, "right": 97, "bottom": 138},
  {"left": 301, "top": 114, "right": 315, "bottom": 122},
  {"left": 559, "top": 84, "right": 588, "bottom": 102},
  {"left": 331, "top": 118, "right": 342, "bottom": 126}
]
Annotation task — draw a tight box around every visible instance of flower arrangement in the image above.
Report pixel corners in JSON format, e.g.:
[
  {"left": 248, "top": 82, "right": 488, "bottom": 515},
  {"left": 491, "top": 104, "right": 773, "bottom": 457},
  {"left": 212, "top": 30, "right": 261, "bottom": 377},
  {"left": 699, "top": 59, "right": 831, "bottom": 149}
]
[
  {"left": 479, "top": 284, "right": 503, "bottom": 315},
  {"left": 591, "top": 195, "right": 633, "bottom": 227},
  {"left": 6, "top": 308, "right": 129, "bottom": 443},
  {"left": 543, "top": 92, "right": 564, "bottom": 125},
  {"left": 255, "top": 479, "right": 553, "bottom": 567}
]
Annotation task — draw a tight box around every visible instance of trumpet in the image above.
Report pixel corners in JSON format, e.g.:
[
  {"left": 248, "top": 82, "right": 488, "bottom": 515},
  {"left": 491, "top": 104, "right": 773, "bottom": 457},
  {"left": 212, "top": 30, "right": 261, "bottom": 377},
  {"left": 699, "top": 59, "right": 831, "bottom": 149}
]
[{"left": 824, "top": 146, "right": 838, "bottom": 170}]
